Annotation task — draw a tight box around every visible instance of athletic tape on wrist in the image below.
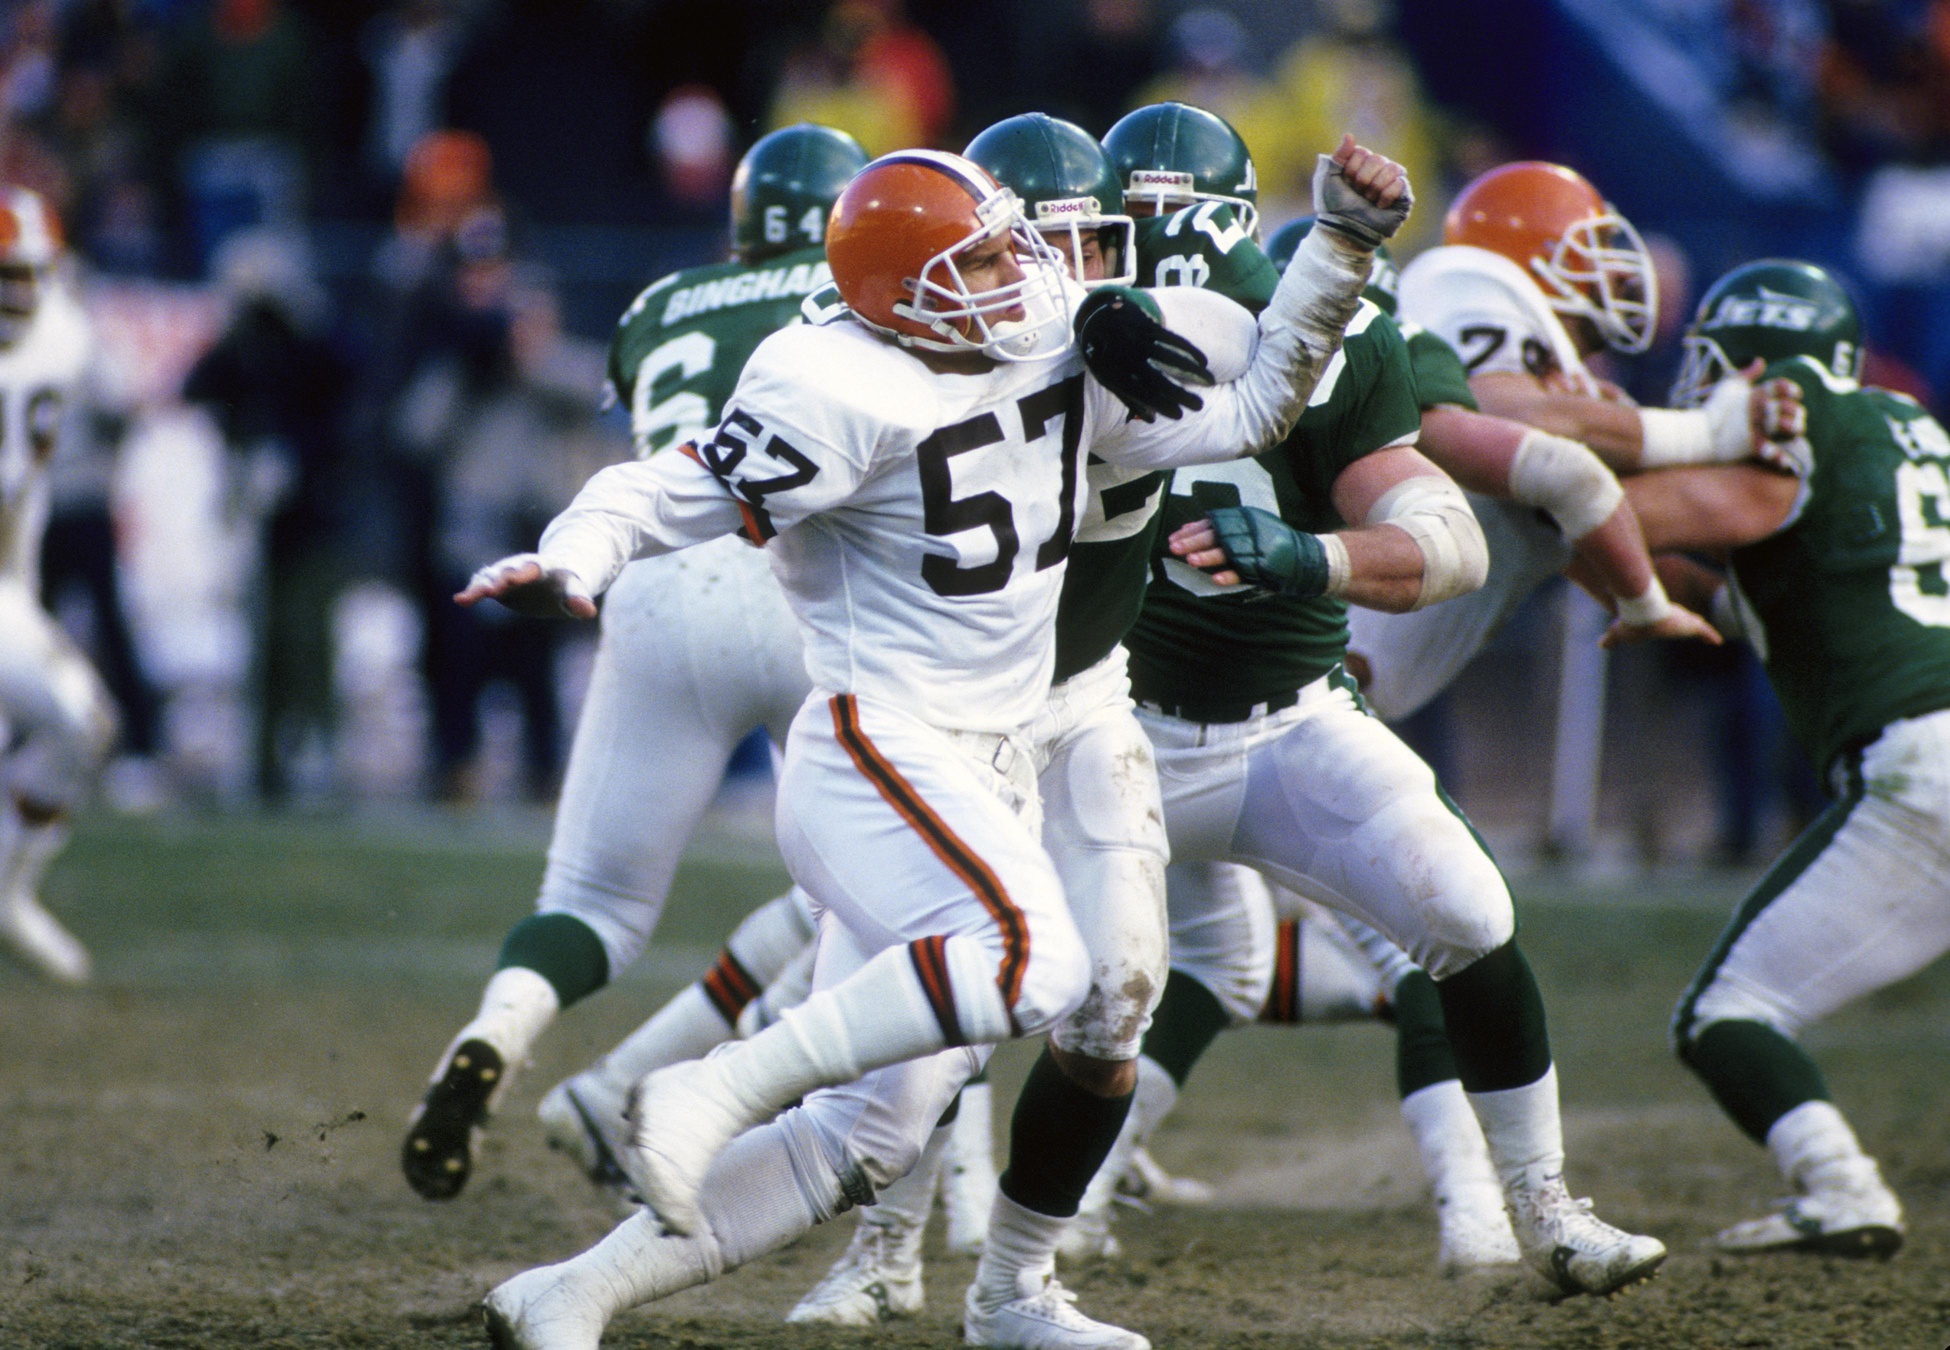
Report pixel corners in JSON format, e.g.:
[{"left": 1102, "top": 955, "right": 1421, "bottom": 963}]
[
  {"left": 1637, "top": 406, "right": 1714, "bottom": 467},
  {"left": 1507, "top": 431, "right": 1623, "bottom": 541},
  {"left": 1319, "top": 533, "right": 1351, "bottom": 598},
  {"left": 1365, "top": 474, "right": 1488, "bottom": 609},
  {"left": 1615, "top": 577, "right": 1673, "bottom": 627}
]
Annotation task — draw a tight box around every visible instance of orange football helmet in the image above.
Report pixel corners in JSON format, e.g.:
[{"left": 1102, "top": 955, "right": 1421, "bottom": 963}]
[
  {"left": 0, "top": 188, "right": 61, "bottom": 348},
  {"left": 825, "top": 149, "right": 1071, "bottom": 361},
  {"left": 1444, "top": 161, "right": 1656, "bottom": 355}
]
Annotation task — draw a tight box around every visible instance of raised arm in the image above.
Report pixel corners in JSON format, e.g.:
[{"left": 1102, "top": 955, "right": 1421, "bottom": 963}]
[{"left": 1090, "top": 137, "right": 1413, "bottom": 470}]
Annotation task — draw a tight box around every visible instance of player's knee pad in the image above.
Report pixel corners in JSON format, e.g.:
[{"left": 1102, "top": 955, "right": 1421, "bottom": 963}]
[
  {"left": 1003, "top": 907, "right": 1092, "bottom": 1038},
  {"left": 1166, "top": 861, "right": 1276, "bottom": 1025},
  {"left": 1049, "top": 846, "right": 1168, "bottom": 1061},
  {"left": 1362, "top": 801, "right": 1513, "bottom": 981},
  {"left": 724, "top": 887, "right": 819, "bottom": 985}
]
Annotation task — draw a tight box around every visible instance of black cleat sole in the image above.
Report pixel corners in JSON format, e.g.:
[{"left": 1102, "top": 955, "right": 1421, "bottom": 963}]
[
  {"left": 403, "top": 1039, "right": 503, "bottom": 1200},
  {"left": 1804, "top": 1224, "right": 1904, "bottom": 1260}
]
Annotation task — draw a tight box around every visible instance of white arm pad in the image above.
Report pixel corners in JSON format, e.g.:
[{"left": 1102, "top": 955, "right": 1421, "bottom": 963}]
[
  {"left": 1507, "top": 430, "right": 1624, "bottom": 541},
  {"left": 1365, "top": 473, "right": 1488, "bottom": 610},
  {"left": 1639, "top": 377, "right": 1752, "bottom": 467}
]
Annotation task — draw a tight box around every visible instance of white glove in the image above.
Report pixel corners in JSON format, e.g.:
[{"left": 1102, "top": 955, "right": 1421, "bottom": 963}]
[{"left": 1312, "top": 151, "right": 1413, "bottom": 247}]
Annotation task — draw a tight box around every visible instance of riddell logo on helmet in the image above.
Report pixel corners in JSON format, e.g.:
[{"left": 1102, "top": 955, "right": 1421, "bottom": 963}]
[
  {"left": 1129, "top": 170, "right": 1194, "bottom": 192},
  {"left": 1704, "top": 287, "right": 1820, "bottom": 332},
  {"left": 1036, "top": 198, "right": 1101, "bottom": 222}
]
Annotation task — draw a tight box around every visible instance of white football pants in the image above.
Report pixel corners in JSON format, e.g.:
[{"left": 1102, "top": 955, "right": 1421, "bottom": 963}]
[
  {"left": 1025, "top": 647, "right": 1170, "bottom": 1061},
  {"left": 1347, "top": 496, "right": 1571, "bottom": 723},
  {"left": 1677, "top": 708, "right": 1950, "bottom": 1044},
  {"left": 0, "top": 582, "right": 116, "bottom": 811},
  {"left": 535, "top": 541, "right": 812, "bottom": 975},
  {"left": 1140, "top": 669, "right": 1513, "bottom": 982}
]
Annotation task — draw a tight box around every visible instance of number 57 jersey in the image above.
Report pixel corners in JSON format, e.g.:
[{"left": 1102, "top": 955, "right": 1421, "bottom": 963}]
[
  {"left": 1730, "top": 356, "right": 1950, "bottom": 775},
  {"left": 545, "top": 288, "right": 1287, "bottom": 735}
]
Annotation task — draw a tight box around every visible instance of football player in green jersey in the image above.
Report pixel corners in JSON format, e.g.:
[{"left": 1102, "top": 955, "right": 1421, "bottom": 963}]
[
  {"left": 1094, "top": 102, "right": 1668, "bottom": 1296},
  {"left": 1625, "top": 260, "right": 1929, "bottom": 1258},
  {"left": 400, "top": 124, "right": 868, "bottom": 1203}
]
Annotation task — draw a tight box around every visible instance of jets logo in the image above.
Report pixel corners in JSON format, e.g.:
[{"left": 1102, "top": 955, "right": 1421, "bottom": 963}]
[{"left": 1703, "top": 286, "right": 1821, "bottom": 333}]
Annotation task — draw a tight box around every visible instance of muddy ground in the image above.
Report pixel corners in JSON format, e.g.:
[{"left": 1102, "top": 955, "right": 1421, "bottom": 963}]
[{"left": 0, "top": 813, "right": 1945, "bottom": 1349}]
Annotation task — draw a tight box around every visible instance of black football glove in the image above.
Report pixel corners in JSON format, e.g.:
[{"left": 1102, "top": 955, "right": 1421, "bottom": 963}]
[
  {"left": 1075, "top": 285, "right": 1214, "bottom": 422},
  {"left": 1203, "top": 505, "right": 1332, "bottom": 599}
]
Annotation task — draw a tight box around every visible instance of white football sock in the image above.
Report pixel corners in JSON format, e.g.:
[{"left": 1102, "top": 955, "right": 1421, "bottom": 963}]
[
  {"left": 590, "top": 984, "right": 733, "bottom": 1098},
  {"left": 1467, "top": 1066, "right": 1565, "bottom": 1186},
  {"left": 867, "top": 1121, "right": 950, "bottom": 1231},
  {"left": 972, "top": 1191, "right": 1069, "bottom": 1306},
  {"left": 948, "top": 1078, "right": 997, "bottom": 1186},
  {"left": 736, "top": 946, "right": 817, "bottom": 1037},
  {"left": 551, "top": 1207, "right": 723, "bottom": 1320},
  {"left": 1401, "top": 1078, "right": 1500, "bottom": 1201},
  {"left": 709, "top": 939, "right": 1010, "bottom": 1121},
  {"left": 1767, "top": 1100, "right": 1876, "bottom": 1192},
  {"left": 1, "top": 814, "right": 66, "bottom": 901},
  {"left": 454, "top": 966, "right": 561, "bottom": 1067},
  {"left": 1132, "top": 1054, "right": 1178, "bottom": 1138}
]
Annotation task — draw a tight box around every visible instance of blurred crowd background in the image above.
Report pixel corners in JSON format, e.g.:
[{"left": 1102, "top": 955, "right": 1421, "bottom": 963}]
[{"left": 10, "top": 0, "right": 1950, "bottom": 868}]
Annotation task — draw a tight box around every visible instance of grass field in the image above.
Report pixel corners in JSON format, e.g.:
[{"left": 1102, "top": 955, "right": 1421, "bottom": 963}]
[{"left": 1, "top": 811, "right": 1946, "bottom": 1349}]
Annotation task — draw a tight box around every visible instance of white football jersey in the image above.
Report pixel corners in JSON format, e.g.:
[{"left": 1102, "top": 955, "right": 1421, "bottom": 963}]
[
  {"left": 540, "top": 285, "right": 1297, "bottom": 733},
  {"left": 0, "top": 284, "right": 91, "bottom": 587},
  {"left": 1397, "top": 245, "right": 1596, "bottom": 396}
]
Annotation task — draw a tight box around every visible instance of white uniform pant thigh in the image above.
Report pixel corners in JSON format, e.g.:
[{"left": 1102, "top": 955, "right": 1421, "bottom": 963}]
[
  {"left": 1144, "top": 682, "right": 1513, "bottom": 981},
  {"left": 1163, "top": 860, "right": 1276, "bottom": 1025},
  {"left": 537, "top": 544, "right": 810, "bottom": 974},
  {"left": 1682, "top": 711, "right": 1950, "bottom": 1041},
  {"left": 1032, "top": 650, "right": 1171, "bottom": 1062},
  {"left": 1346, "top": 496, "right": 1570, "bottom": 723},
  {"left": 778, "top": 690, "right": 1088, "bottom": 1041},
  {"left": 0, "top": 583, "right": 116, "bottom": 810}
]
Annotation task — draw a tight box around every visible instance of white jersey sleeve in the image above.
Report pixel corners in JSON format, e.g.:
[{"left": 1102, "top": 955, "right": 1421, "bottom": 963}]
[
  {"left": 1091, "top": 225, "right": 1375, "bottom": 471},
  {"left": 538, "top": 323, "right": 895, "bottom": 596},
  {"left": 1397, "top": 245, "right": 1594, "bottom": 394}
]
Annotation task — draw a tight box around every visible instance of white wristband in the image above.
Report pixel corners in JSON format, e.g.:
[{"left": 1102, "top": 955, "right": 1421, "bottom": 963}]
[
  {"left": 1615, "top": 577, "right": 1673, "bottom": 627},
  {"left": 1319, "top": 533, "right": 1351, "bottom": 598},
  {"left": 1636, "top": 407, "right": 1714, "bottom": 467}
]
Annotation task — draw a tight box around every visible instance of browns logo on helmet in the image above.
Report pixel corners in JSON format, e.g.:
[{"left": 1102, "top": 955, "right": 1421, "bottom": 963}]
[
  {"left": 1444, "top": 161, "right": 1656, "bottom": 355},
  {"left": 824, "top": 149, "right": 1072, "bottom": 362}
]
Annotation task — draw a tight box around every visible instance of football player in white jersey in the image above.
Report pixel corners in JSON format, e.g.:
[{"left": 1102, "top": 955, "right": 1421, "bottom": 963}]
[
  {"left": 1350, "top": 161, "right": 1802, "bottom": 722},
  {"left": 466, "top": 140, "right": 1412, "bottom": 1350},
  {"left": 0, "top": 189, "right": 116, "bottom": 985},
  {"left": 399, "top": 127, "right": 869, "bottom": 1204}
]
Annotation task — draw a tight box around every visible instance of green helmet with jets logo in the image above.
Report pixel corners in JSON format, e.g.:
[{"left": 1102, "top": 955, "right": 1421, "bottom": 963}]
[
  {"left": 730, "top": 123, "right": 870, "bottom": 263},
  {"left": 1102, "top": 101, "right": 1259, "bottom": 237},
  {"left": 1264, "top": 216, "right": 1397, "bottom": 314},
  {"left": 963, "top": 112, "right": 1136, "bottom": 287},
  {"left": 1671, "top": 258, "right": 1863, "bottom": 408}
]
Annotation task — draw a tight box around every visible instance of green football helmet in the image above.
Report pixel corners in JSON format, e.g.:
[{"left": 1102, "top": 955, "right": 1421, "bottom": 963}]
[
  {"left": 964, "top": 112, "right": 1136, "bottom": 288},
  {"left": 730, "top": 124, "right": 869, "bottom": 263},
  {"left": 1671, "top": 259, "right": 1863, "bottom": 408},
  {"left": 1102, "top": 101, "right": 1259, "bottom": 236},
  {"left": 1264, "top": 216, "right": 1398, "bottom": 314}
]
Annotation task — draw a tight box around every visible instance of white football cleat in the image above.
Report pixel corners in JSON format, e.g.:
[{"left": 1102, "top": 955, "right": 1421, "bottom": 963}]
[
  {"left": 1715, "top": 1161, "right": 1904, "bottom": 1259},
  {"left": 786, "top": 1214, "right": 925, "bottom": 1326},
  {"left": 1505, "top": 1166, "right": 1666, "bottom": 1297},
  {"left": 1435, "top": 1180, "right": 1522, "bottom": 1275},
  {"left": 626, "top": 1055, "right": 764, "bottom": 1236},
  {"left": 0, "top": 891, "right": 90, "bottom": 985},
  {"left": 538, "top": 1076, "right": 639, "bottom": 1207},
  {"left": 964, "top": 1272, "right": 1150, "bottom": 1350},
  {"left": 482, "top": 1265, "right": 606, "bottom": 1350},
  {"left": 1118, "top": 1146, "right": 1213, "bottom": 1207}
]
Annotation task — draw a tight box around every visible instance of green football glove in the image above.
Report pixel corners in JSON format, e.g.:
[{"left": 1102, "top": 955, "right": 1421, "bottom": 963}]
[
  {"left": 1204, "top": 505, "right": 1332, "bottom": 599},
  {"left": 1075, "top": 285, "right": 1214, "bottom": 422}
]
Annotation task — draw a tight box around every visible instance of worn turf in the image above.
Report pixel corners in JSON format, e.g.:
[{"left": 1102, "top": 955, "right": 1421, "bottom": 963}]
[{"left": 1, "top": 812, "right": 1944, "bottom": 1348}]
